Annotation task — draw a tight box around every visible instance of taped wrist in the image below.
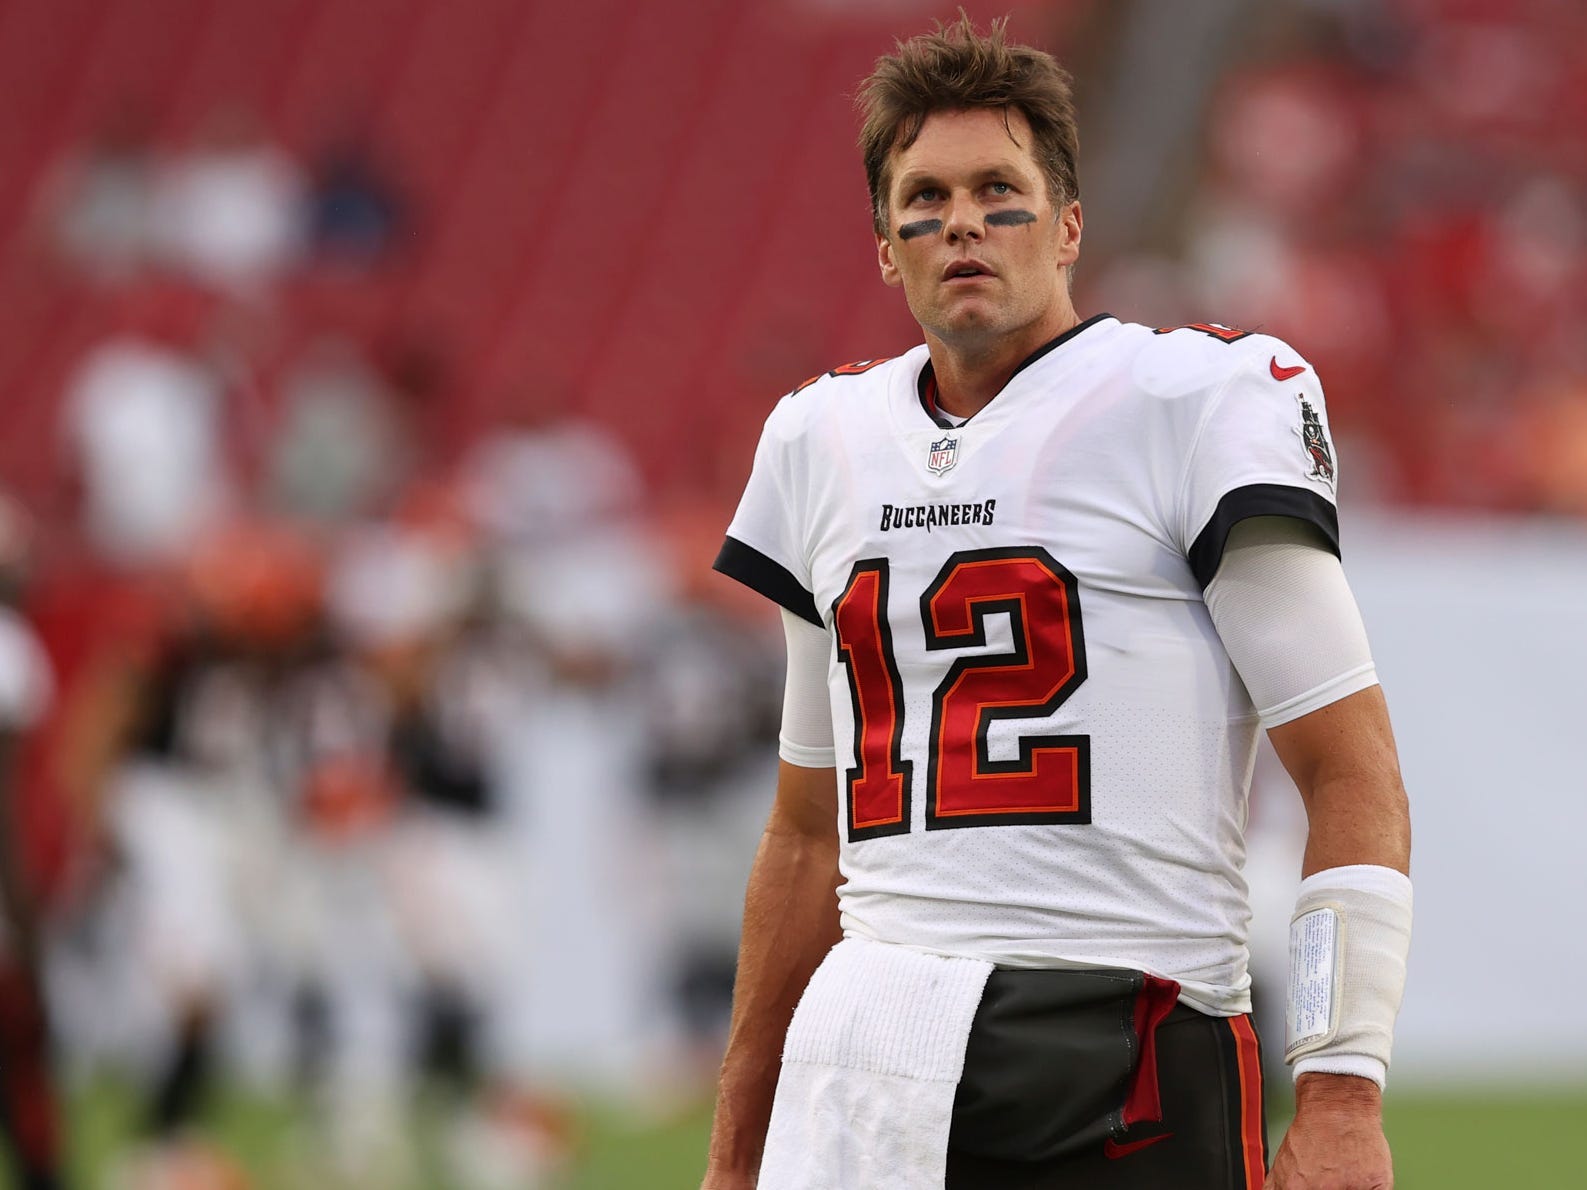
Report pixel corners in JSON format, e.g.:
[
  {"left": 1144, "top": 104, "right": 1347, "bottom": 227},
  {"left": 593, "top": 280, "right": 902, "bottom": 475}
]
[{"left": 1286, "top": 864, "right": 1412, "bottom": 1090}]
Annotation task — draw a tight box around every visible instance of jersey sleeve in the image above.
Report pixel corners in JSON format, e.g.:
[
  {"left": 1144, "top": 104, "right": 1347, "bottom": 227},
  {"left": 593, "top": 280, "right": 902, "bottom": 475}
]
[
  {"left": 1180, "top": 344, "right": 1341, "bottom": 589},
  {"left": 712, "top": 396, "right": 822, "bottom": 626}
]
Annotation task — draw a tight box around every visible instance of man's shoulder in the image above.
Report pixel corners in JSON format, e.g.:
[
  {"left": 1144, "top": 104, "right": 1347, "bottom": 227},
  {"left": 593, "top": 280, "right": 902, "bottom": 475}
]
[
  {"left": 1108, "top": 319, "right": 1313, "bottom": 403},
  {"left": 786, "top": 349, "right": 920, "bottom": 401},
  {"left": 761, "top": 348, "right": 925, "bottom": 437}
]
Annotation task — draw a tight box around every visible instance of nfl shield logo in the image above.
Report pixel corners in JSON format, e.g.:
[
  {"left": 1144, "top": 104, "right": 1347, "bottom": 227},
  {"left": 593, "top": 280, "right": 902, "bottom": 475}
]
[{"left": 927, "top": 435, "right": 959, "bottom": 476}]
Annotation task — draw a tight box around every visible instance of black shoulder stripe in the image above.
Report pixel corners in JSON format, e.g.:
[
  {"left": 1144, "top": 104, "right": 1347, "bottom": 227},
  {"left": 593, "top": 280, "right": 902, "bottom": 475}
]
[
  {"left": 1188, "top": 484, "right": 1340, "bottom": 590},
  {"left": 713, "top": 536, "right": 822, "bottom": 626}
]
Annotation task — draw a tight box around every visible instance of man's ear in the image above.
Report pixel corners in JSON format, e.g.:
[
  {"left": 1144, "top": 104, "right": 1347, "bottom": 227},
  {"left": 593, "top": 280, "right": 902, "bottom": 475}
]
[
  {"left": 1056, "top": 200, "right": 1083, "bottom": 268},
  {"left": 877, "top": 230, "right": 902, "bottom": 288}
]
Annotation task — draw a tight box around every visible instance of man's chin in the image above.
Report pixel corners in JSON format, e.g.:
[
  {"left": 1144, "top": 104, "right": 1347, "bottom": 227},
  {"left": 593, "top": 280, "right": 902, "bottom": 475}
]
[{"left": 928, "top": 306, "right": 1011, "bottom": 346}]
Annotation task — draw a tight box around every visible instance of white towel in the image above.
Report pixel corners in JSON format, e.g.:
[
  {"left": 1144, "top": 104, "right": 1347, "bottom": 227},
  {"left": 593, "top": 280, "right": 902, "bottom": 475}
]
[{"left": 758, "top": 936, "right": 994, "bottom": 1190}]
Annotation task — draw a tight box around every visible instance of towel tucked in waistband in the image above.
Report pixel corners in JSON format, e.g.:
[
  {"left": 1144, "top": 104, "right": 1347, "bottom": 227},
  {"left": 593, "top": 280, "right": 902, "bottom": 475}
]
[{"left": 758, "top": 935, "right": 994, "bottom": 1190}]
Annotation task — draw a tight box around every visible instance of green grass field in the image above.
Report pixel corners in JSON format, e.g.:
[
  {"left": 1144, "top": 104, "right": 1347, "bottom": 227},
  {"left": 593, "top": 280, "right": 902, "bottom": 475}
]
[
  {"left": 35, "top": 1080, "right": 1587, "bottom": 1188},
  {"left": 1374, "top": 1091, "right": 1586, "bottom": 1190}
]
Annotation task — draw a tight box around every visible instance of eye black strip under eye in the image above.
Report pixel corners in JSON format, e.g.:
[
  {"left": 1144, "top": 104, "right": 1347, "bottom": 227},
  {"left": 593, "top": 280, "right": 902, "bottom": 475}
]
[
  {"left": 897, "top": 219, "right": 943, "bottom": 240},
  {"left": 985, "top": 209, "right": 1037, "bottom": 228}
]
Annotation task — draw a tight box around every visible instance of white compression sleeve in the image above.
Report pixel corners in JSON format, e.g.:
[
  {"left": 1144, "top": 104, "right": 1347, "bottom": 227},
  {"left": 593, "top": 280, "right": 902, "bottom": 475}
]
[
  {"left": 1204, "top": 517, "right": 1378, "bottom": 727},
  {"left": 779, "top": 608, "right": 836, "bottom": 769}
]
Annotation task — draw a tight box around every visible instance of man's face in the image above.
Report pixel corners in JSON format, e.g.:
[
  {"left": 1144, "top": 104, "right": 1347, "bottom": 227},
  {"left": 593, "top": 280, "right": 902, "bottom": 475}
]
[{"left": 876, "top": 107, "right": 1082, "bottom": 350}]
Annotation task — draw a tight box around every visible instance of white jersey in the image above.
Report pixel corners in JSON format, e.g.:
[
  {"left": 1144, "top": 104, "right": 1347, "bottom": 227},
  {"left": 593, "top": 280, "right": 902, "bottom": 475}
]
[{"left": 715, "top": 314, "right": 1343, "bottom": 1015}]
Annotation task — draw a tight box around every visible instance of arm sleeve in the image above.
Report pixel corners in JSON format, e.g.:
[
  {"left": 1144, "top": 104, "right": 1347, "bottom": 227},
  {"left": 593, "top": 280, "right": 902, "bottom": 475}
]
[
  {"left": 1204, "top": 517, "right": 1378, "bottom": 728},
  {"left": 712, "top": 397, "right": 821, "bottom": 626},
  {"left": 1181, "top": 345, "right": 1341, "bottom": 589},
  {"left": 778, "top": 608, "right": 836, "bottom": 768}
]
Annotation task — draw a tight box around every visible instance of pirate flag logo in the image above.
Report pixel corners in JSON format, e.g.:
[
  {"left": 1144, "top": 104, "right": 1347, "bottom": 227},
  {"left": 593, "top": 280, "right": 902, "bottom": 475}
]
[{"left": 1295, "top": 396, "right": 1335, "bottom": 484}]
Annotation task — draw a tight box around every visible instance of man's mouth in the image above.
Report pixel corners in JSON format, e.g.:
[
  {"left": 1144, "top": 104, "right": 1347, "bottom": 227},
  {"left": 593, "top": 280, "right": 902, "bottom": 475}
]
[{"left": 942, "top": 260, "right": 994, "bottom": 281}]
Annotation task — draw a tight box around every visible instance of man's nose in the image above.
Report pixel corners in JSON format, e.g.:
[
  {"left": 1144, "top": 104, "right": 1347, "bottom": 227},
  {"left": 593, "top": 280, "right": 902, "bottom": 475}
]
[{"left": 943, "top": 193, "right": 983, "bottom": 242}]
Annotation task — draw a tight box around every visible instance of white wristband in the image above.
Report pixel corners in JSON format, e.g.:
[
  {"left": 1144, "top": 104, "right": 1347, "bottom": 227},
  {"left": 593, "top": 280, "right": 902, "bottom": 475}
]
[{"left": 1285, "top": 864, "right": 1412, "bottom": 1089}]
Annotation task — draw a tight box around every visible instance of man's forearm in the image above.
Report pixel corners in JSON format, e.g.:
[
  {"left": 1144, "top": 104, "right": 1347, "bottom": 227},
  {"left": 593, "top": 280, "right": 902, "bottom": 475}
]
[
  {"left": 1269, "top": 686, "right": 1410, "bottom": 879},
  {"left": 1266, "top": 688, "right": 1411, "bottom": 1186},
  {"left": 707, "top": 815, "right": 843, "bottom": 1176}
]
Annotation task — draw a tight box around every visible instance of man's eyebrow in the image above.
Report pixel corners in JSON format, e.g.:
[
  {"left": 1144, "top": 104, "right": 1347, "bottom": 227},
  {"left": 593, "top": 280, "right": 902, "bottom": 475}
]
[
  {"left": 968, "top": 162, "right": 1026, "bottom": 182},
  {"left": 894, "top": 163, "right": 1027, "bottom": 191},
  {"left": 893, "top": 170, "right": 943, "bottom": 192}
]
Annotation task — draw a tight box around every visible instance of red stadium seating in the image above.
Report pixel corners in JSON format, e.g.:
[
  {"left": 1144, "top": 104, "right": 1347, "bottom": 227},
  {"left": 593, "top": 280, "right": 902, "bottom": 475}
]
[{"left": 0, "top": 0, "right": 1072, "bottom": 499}]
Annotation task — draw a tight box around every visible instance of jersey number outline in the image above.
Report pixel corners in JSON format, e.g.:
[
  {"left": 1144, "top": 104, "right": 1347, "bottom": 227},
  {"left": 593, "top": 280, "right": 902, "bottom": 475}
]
[
  {"left": 833, "top": 547, "right": 1091, "bottom": 842},
  {"left": 1152, "top": 321, "right": 1252, "bottom": 343}
]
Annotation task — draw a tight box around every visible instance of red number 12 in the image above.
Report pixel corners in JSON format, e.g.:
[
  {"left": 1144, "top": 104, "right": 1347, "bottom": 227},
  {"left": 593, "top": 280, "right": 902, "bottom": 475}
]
[{"left": 832, "top": 547, "right": 1090, "bottom": 842}]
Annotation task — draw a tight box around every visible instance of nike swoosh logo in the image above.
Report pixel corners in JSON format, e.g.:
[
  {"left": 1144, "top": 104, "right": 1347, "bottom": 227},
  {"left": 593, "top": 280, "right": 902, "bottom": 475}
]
[
  {"left": 1270, "top": 357, "right": 1307, "bottom": 381},
  {"left": 1103, "top": 1132, "right": 1173, "bottom": 1160}
]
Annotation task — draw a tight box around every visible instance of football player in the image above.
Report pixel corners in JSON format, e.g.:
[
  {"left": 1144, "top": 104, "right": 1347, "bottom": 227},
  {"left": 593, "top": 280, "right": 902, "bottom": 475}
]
[
  {"left": 704, "top": 15, "right": 1411, "bottom": 1190},
  {"left": 0, "top": 492, "right": 64, "bottom": 1190}
]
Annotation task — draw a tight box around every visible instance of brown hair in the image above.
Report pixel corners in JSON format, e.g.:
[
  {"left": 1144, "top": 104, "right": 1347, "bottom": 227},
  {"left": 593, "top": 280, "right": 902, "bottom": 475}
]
[{"left": 857, "top": 12, "right": 1079, "bottom": 237}]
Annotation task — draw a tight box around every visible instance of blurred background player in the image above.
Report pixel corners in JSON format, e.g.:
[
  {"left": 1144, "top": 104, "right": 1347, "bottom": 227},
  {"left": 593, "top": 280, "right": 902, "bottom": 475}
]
[
  {"left": 49, "top": 523, "right": 320, "bottom": 1187},
  {"left": 0, "top": 492, "right": 63, "bottom": 1190}
]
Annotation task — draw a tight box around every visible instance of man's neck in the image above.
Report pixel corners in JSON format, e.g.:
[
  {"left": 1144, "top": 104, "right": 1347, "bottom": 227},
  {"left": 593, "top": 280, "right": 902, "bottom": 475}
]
[{"left": 926, "top": 306, "right": 1082, "bottom": 420}]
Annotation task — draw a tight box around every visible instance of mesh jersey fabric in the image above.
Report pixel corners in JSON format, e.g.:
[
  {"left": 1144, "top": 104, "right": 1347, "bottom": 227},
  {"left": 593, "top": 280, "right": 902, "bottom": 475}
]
[{"left": 779, "top": 518, "right": 1377, "bottom": 759}]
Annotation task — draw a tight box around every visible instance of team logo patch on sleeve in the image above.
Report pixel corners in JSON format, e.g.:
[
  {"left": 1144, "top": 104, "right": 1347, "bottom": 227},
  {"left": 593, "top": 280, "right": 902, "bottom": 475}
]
[
  {"left": 1295, "top": 396, "right": 1335, "bottom": 485},
  {"left": 927, "top": 435, "right": 960, "bottom": 476}
]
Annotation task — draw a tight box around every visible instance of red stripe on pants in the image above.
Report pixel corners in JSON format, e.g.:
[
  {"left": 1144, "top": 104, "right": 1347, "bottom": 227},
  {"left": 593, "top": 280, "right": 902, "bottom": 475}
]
[{"left": 1228, "top": 1014, "right": 1265, "bottom": 1188}]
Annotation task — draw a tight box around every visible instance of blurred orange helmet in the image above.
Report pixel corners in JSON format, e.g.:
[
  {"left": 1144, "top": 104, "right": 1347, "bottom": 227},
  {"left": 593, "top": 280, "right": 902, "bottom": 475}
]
[{"left": 186, "top": 519, "right": 324, "bottom": 646}]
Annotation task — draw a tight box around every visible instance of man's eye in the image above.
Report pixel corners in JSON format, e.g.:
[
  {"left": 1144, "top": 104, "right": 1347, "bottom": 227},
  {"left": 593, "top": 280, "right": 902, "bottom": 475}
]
[
  {"left": 914, "top": 188, "right": 941, "bottom": 203},
  {"left": 989, "top": 182, "right": 1012, "bottom": 196}
]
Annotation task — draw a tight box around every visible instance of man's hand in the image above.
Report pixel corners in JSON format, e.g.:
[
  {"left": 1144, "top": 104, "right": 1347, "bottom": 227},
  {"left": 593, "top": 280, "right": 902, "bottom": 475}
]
[{"left": 1266, "top": 1074, "right": 1391, "bottom": 1189}]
